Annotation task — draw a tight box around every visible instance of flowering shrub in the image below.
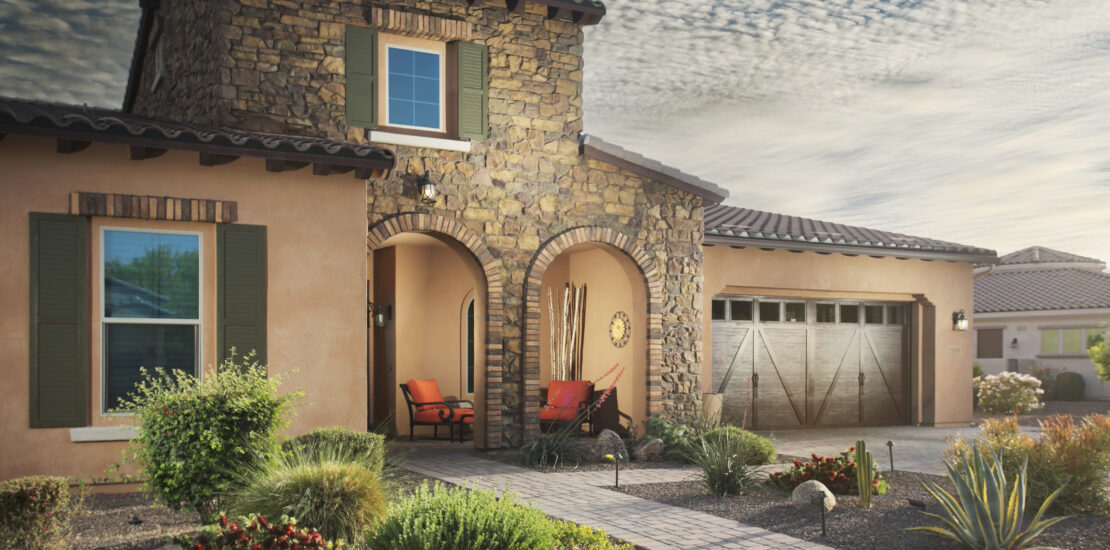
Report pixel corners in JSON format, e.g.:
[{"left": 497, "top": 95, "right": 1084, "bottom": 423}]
[
  {"left": 769, "top": 447, "right": 888, "bottom": 495},
  {"left": 116, "top": 352, "right": 300, "bottom": 520},
  {"left": 973, "top": 372, "right": 1044, "bottom": 414},
  {"left": 0, "top": 476, "right": 72, "bottom": 549},
  {"left": 173, "top": 513, "right": 342, "bottom": 550}
]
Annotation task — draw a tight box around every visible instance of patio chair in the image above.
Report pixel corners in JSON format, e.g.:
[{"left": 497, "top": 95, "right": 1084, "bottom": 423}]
[
  {"left": 400, "top": 379, "right": 473, "bottom": 443},
  {"left": 539, "top": 379, "right": 593, "bottom": 434}
]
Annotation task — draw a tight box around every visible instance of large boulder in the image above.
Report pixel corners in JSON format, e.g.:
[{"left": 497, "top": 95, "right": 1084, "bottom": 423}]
[
  {"left": 577, "top": 429, "right": 629, "bottom": 463},
  {"left": 631, "top": 438, "right": 664, "bottom": 462},
  {"left": 790, "top": 480, "right": 837, "bottom": 512}
]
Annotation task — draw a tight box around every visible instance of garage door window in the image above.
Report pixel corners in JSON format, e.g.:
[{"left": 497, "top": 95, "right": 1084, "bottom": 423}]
[
  {"left": 865, "top": 305, "right": 884, "bottom": 324},
  {"left": 711, "top": 299, "right": 726, "bottom": 321},
  {"left": 784, "top": 302, "right": 805, "bottom": 323},
  {"left": 816, "top": 303, "right": 836, "bottom": 323},
  {"left": 887, "top": 305, "right": 906, "bottom": 325},
  {"left": 730, "top": 300, "right": 753, "bottom": 321},
  {"left": 840, "top": 304, "right": 860, "bottom": 324},
  {"left": 759, "top": 301, "right": 780, "bottom": 322}
]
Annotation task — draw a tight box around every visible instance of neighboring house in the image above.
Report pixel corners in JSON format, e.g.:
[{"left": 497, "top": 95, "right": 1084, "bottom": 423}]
[
  {"left": 973, "top": 246, "right": 1110, "bottom": 400},
  {"left": 1, "top": 0, "right": 994, "bottom": 482}
]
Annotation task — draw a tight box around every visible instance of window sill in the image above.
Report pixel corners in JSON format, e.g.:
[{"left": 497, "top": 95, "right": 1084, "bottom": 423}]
[
  {"left": 70, "top": 426, "right": 138, "bottom": 442},
  {"left": 1035, "top": 353, "right": 1088, "bottom": 359},
  {"left": 369, "top": 130, "right": 471, "bottom": 153}
]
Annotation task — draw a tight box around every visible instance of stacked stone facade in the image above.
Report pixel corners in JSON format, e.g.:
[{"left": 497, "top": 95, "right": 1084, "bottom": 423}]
[{"left": 129, "top": 0, "right": 706, "bottom": 446}]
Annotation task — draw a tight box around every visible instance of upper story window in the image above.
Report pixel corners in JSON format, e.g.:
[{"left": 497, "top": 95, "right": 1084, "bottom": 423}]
[
  {"left": 102, "top": 228, "right": 201, "bottom": 412},
  {"left": 385, "top": 44, "right": 444, "bottom": 131}
]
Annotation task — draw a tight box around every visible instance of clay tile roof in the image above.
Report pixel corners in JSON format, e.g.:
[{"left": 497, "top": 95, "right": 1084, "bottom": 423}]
[
  {"left": 974, "top": 268, "right": 1110, "bottom": 313},
  {"left": 999, "top": 246, "right": 1103, "bottom": 266},
  {"left": 704, "top": 203, "right": 997, "bottom": 262},
  {"left": 0, "top": 97, "right": 395, "bottom": 173},
  {"left": 578, "top": 134, "right": 728, "bottom": 203}
]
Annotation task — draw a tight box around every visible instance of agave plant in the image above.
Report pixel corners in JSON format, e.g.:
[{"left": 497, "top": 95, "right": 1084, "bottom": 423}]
[{"left": 909, "top": 446, "right": 1066, "bottom": 549}]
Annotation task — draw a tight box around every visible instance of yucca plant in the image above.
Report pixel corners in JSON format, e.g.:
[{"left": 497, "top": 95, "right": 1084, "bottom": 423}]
[{"left": 909, "top": 447, "right": 1066, "bottom": 549}]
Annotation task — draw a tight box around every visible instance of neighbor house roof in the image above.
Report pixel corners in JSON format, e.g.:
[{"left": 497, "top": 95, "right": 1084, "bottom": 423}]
[
  {"left": 0, "top": 97, "right": 395, "bottom": 177},
  {"left": 998, "top": 246, "right": 1105, "bottom": 268},
  {"left": 974, "top": 268, "right": 1110, "bottom": 313},
  {"left": 579, "top": 134, "right": 729, "bottom": 204},
  {"left": 703, "top": 204, "right": 997, "bottom": 263}
]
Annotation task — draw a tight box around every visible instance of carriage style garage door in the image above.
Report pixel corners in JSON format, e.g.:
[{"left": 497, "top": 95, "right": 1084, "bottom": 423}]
[{"left": 710, "top": 296, "right": 910, "bottom": 429}]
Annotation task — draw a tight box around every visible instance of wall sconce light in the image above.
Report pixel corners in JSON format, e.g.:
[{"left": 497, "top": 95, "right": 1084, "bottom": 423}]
[
  {"left": 952, "top": 309, "right": 969, "bottom": 331},
  {"left": 1011, "top": 337, "right": 1019, "bottom": 349},
  {"left": 368, "top": 302, "right": 392, "bottom": 328},
  {"left": 417, "top": 171, "right": 437, "bottom": 204}
]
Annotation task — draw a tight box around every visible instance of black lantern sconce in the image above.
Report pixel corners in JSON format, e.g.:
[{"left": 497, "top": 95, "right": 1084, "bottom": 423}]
[
  {"left": 952, "top": 309, "right": 969, "bottom": 331},
  {"left": 417, "top": 171, "right": 437, "bottom": 204},
  {"left": 368, "top": 301, "right": 392, "bottom": 328},
  {"left": 1011, "top": 337, "right": 1019, "bottom": 349}
]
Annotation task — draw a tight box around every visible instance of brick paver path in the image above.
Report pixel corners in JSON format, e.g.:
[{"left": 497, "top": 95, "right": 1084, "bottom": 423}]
[{"left": 399, "top": 446, "right": 830, "bottom": 550}]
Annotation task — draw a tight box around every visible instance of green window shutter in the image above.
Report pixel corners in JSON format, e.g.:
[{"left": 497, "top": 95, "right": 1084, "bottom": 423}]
[
  {"left": 345, "top": 25, "right": 378, "bottom": 129},
  {"left": 29, "top": 213, "right": 88, "bottom": 428},
  {"left": 457, "top": 42, "right": 488, "bottom": 140},
  {"left": 217, "top": 224, "right": 267, "bottom": 366}
]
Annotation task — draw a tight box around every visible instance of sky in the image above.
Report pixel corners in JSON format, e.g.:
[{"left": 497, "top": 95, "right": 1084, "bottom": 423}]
[{"left": 1, "top": 0, "right": 1108, "bottom": 265}]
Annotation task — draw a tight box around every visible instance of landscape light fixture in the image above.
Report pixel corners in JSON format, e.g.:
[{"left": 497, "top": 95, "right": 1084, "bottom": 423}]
[
  {"left": 417, "top": 171, "right": 437, "bottom": 204},
  {"left": 952, "top": 309, "right": 969, "bottom": 331}
]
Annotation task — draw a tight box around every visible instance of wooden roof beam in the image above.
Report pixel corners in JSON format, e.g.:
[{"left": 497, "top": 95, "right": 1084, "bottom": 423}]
[
  {"left": 198, "top": 152, "right": 239, "bottom": 166},
  {"left": 355, "top": 167, "right": 390, "bottom": 180},
  {"left": 56, "top": 139, "right": 91, "bottom": 154},
  {"left": 312, "top": 162, "right": 355, "bottom": 176},
  {"left": 265, "top": 158, "right": 309, "bottom": 173},
  {"left": 130, "top": 145, "right": 167, "bottom": 160},
  {"left": 506, "top": 0, "right": 526, "bottom": 13}
]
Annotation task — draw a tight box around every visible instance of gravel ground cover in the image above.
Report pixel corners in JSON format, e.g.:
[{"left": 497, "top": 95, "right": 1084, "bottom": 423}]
[{"left": 616, "top": 470, "right": 1110, "bottom": 549}]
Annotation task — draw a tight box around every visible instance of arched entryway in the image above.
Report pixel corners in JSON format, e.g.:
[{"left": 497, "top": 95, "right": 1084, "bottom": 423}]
[
  {"left": 523, "top": 227, "right": 664, "bottom": 438},
  {"left": 367, "top": 214, "right": 503, "bottom": 449}
]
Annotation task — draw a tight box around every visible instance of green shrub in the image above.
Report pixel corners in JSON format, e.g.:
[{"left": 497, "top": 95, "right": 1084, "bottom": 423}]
[
  {"left": 697, "top": 426, "right": 776, "bottom": 465},
  {"left": 174, "top": 513, "right": 342, "bottom": 549},
  {"left": 0, "top": 476, "right": 72, "bottom": 550},
  {"left": 769, "top": 446, "right": 888, "bottom": 496},
  {"left": 683, "top": 427, "right": 757, "bottom": 496},
  {"left": 116, "top": 352, "right": 300, "bottom": 520},
  {"left": 1023, "top": 363, "right": 1060, "bottom": 401},
  {"left": 947, "top": 414, "right": 1110, "bottom": 514},
  {"left": 1055, "top": 372, "right": 1086, "bottom": 401},
  {"left": 366, "top": 483, "right": 557, "bottom": 550},
  {"left": 283, "top": 427, "right": 387, "bottom": 474},
  {"left": 552, "top": 520, "right": 633, "bottom": 550},
  {"left": 909, "top": 447, "right": 1065, "bottom": 549},
  {"left": 230, "top": 443, "right": 387, "bottom": 543}
]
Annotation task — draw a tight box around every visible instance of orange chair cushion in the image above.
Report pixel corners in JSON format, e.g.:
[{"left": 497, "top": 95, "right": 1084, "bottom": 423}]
[
  {"left": 539, "top": 406, "right": 578, "bottom": 422},
  {"left": 547, "top": 380, "right": 591, "bottom": 409},
  {"left": 407, "top": 379, "right": 445, "bottom": 411},
  {"left": 414, "top": 408, "right": 474, "bottom": 424}
]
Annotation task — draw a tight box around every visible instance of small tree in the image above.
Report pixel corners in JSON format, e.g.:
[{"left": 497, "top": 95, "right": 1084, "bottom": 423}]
[
  {"left": 1088, "top": 326, "right": 1110, "bottom": 383},
  {"left": 117, "top": 352, "right": 300, "bottom": 520}
]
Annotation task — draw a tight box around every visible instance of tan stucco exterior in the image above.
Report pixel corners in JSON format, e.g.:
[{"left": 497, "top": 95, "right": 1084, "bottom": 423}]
[
  {"left": 701, "top": 245, "right": 977, "bottom": 426},
  {"left": 1, "top": 135, "right": 369, "bottom": 480}
]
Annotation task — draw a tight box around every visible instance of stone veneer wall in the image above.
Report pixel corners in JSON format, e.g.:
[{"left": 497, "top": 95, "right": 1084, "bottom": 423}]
[{"left": 128, "top": 0, "right": 706, "bottom": 446}]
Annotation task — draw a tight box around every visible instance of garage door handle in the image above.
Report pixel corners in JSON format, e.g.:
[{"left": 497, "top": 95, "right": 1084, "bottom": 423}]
[
  {"left": 859, "top": 372, "right": 865, "bottom": 386},
  {"left": 751, "top": 373, "right": 758, "bottom": 388}
]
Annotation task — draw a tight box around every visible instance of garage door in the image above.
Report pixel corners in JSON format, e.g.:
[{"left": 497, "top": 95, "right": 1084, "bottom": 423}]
[{"left": 710, "top": 296, "right": 909, "bottom": 429}]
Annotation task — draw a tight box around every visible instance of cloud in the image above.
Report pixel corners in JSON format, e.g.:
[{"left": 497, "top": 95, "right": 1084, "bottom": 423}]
[
  {"left": 585, "top": 0, "right": 1110, "bottom": 264},
  {"left": 0, "top": 0, "right": 139, "bottom": 108}
]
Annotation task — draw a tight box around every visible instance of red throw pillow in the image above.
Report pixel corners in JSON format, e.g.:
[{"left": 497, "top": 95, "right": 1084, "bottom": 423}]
[
  {"left": 547, "top": 380, "right": 591, "bottom": 409},
  {"left": 407, "top": 379, "right": 445, "bottom": 411}
]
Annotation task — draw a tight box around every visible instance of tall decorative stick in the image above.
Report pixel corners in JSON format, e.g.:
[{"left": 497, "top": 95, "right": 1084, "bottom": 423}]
[{"left": 548, "top": 288, "right": 557, "bottom": 381}]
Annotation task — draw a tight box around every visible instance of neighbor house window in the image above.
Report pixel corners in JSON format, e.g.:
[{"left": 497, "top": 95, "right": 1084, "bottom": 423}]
[
  {"left": 102, "top": 229, "right": 200, "bottom": 412},
  {"left": 1061, "top": 329, "right": 1083, "bottom": 354},
  {"left": 386, "top": 45, "right": 443, "bottom": 131},
  {"left": 977, "top": 329, "right": 1003, "bottom": 359}
]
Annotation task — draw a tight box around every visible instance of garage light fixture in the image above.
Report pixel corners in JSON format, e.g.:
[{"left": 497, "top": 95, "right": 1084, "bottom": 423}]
[
  {"left": 952, "top": 309, "right": 969, "bottom": 331},
  {"left": 417, "top": 171, "right": 437, "bottom": 204}
]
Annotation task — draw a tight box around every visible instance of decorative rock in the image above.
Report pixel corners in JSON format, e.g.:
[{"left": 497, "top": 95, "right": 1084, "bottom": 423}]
[
  {"left": 631, "top": 438, "right": 664, "bottom": 462},
  {"left": 791, "top": 480, "right": 837, "bottom": 512},
  {"left": 578, "top": 429, "right": 628, "bottom": 463}
]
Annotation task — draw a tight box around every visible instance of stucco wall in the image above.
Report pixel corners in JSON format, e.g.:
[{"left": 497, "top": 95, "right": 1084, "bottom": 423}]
[
  {"left": 701, "top": 246, "right": 977, "bottom": 426},
  {"left": 0, "top": 136, "right": 368, "bottom": 480},
  {"left": 975, "top": 310, "right": 1110, "bottom": 400}
]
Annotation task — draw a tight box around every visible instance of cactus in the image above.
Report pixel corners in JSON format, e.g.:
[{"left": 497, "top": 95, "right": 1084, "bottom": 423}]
[{"left": 855, "top": 440, "right": 875, "bottom": 508}]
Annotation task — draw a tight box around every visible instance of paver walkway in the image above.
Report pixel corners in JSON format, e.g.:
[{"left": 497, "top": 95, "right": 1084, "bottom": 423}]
[{"left": 398, "top": 444, "right": 830, "bottom": 550}]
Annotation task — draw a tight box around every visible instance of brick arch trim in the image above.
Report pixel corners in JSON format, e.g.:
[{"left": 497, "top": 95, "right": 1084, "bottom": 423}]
[
  {"left": 522, "top": 226, "right": 664, "bottom": 437},
  {"left": 368, "top": 213, "right": 503, "bottom": 449}
]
